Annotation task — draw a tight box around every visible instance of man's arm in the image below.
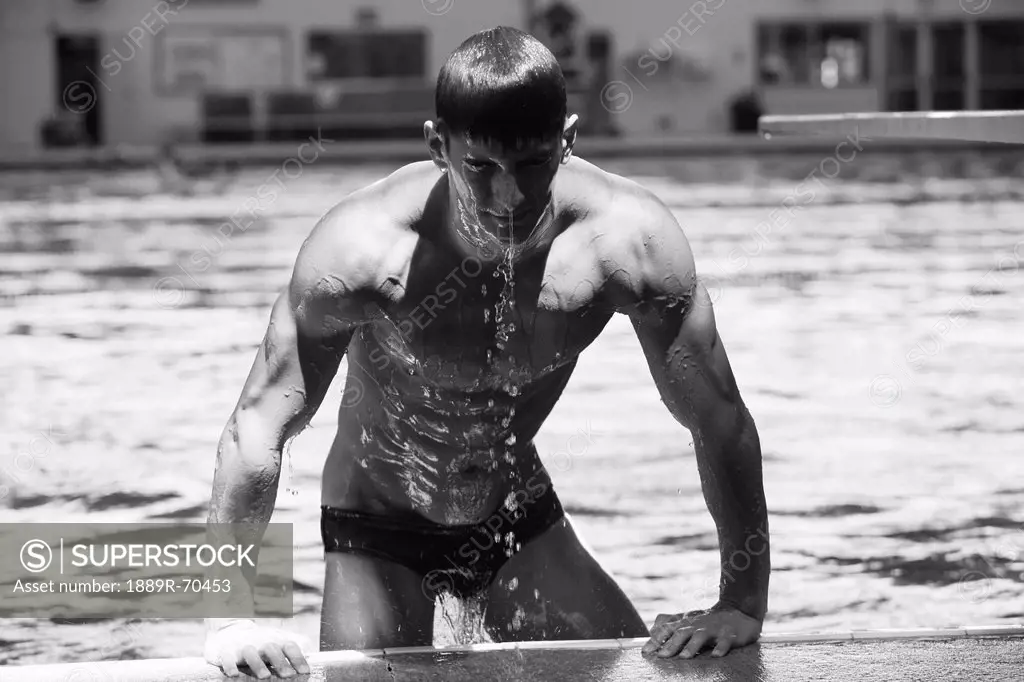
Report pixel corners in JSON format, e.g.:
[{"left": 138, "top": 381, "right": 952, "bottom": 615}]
[
  {"left": 617, "top": 196, "right": 769, "bottom": 656},
  {"left": 206, "top": 218, "right": 364, "bottom": 625}
]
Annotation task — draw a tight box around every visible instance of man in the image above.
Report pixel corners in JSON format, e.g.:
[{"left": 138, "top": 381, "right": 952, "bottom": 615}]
[{"left": 204, "top": 26, "right": 769, "bottom": 680}]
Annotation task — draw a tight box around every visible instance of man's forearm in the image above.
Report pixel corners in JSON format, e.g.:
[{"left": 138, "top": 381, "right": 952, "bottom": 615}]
[
  {"left": 208, "top": 411, "right": 283, "bottom": 527},
  {"left": 206, "top": 410, "right": 283, "bottom": 628},
  {"left": 693, "top": 404, "right": 770, "bottom": 621}
]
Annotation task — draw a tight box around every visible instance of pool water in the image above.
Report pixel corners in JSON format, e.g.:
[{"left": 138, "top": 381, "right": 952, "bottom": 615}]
[{"left": 1, "top": 151, "right": 1023, "bottom": 665}]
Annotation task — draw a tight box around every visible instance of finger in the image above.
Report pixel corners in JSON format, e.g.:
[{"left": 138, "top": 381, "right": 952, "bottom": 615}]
[
  {"left": 641, "top": 622, "right": 667, "bottom": 653},
  {"left": 711, "top": 631, "right": 737, "bottom": 658},
  {"left": 676, "top": 629, "right": 712, "bottom": 659},
  {"left": 282, "top": 641, "right": 311, "bottom": 675},
  {"left": 241, "top": 644, "right": 273, "bottom": 680},
  {"left": 260, "top": 643, "right": 296, "bottom": 677},
  {"left": 653, "top": 613, "right": 679, "bottom": 629},
  {"left": 649, "top": 620, "right": 677, "bottom": 641},
  {"left": 217, "top": 646, "right": 240, "bottom": 677},
  {"left": 642, "top": 623, "right": 683, "bottom": 654},
  {"left": 656, "top": 627, "right": 695, "bottom": 658}
]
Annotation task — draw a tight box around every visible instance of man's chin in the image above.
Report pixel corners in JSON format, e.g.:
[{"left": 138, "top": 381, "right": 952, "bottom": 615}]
[{"left": 479, "top": 212, "right": 542, "bottom": 239}]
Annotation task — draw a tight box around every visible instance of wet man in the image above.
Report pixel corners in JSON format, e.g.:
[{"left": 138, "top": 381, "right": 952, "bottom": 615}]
[{"left": 204, "top": 26, "right": 770, "bottom": 679}]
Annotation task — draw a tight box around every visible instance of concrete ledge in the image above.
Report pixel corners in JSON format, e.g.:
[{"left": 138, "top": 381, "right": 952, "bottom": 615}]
[
  {"left": 963, "top": 624, "right": 1024, "bottom": 637},
  {"left": 849, "top": 628, "right": 968, "bottom": 641},
  {"left": 3, "top": 626, "right": 1022, "bottom": 681}
]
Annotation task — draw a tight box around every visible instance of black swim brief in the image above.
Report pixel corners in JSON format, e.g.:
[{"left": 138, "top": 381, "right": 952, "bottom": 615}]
[{"left": 321, "top": 476, "right": 564, "bottom": 599}]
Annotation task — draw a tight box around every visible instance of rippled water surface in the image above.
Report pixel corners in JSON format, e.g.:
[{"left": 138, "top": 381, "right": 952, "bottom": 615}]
[{"left": 1, "top": 151, "right": 1023, "bottom": 665}]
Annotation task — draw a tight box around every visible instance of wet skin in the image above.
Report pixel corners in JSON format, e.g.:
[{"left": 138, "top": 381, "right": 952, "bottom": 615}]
[
  {"left": 217, "top": 136, "right": 768, "bottom": 658},
  {"left": 326, "top": 168, "right": 619, "bottom": 525},
  {"left": 302, "top": 157, "right": 662, "bottom": 647}
]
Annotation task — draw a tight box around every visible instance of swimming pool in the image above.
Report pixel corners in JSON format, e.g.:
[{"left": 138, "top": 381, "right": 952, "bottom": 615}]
[{"left": 1, "top": 152, "right": 1022, "bottom": 664}]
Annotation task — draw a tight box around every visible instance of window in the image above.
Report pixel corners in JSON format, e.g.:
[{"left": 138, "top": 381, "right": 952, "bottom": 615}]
[
  {"left": 885, "top": 24, "right": 917, "bottom": 111},
  {"left": 156, "top": 26, "right": 287, "bottom": 95},
  {"left": 932, "top": 22, "right": 965, "bottom": 111},
  {"left": 307, "top": 30, "right": 427, "bottom": 80},
  {"left": 978, "top": 20, "right": 1024, "bottom": 110},
  {"left": 758, "top": 21, "right": 871, "bottom": 88}
]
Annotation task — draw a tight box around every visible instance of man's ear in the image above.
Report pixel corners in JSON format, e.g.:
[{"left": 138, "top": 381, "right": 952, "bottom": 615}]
[
  {"left": 561, "top": 113, "right": 579, "bottom": 164},
  {"left": 424, "top": 120, "right": 448, "bottom": 173}
]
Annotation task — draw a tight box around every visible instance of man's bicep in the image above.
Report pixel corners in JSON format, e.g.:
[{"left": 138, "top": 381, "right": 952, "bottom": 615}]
[
  {"left": 626, "top": 218, "right": 741, "bottom": 428},
  {"left": 287, "top": 204, "right": 371, "bottom": 347},
  {"left": 233, "top": 282, "right": 355, "bottom": 448}
]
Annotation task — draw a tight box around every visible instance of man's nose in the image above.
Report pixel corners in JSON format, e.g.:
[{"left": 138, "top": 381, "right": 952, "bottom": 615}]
[{"left": 490, "top": 172, "right": 525, "bottom": 210}]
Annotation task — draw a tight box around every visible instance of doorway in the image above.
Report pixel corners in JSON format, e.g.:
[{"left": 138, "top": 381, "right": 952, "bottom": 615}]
[{"left": 55, "top": 34, "right": 102, "bottom": 145}]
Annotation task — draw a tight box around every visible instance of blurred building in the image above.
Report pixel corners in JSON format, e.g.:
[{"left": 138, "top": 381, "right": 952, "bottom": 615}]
[{"left": 1, "top": 0, "right": 1023, "bottom": 150}]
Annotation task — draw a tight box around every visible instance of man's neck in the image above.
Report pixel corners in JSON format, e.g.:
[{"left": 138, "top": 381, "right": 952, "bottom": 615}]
[{"left": 441, "top": 187, "right": 560, "bottom": 267}]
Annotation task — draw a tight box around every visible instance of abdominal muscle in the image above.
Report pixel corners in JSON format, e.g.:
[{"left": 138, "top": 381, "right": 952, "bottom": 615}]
[{"left": 322, "top": 347, "right": 551, "bottom": 526}]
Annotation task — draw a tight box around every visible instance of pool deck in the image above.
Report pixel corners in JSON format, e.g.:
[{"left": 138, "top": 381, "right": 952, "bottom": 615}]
[
  {"left": 3, "top": 626, "right": 1022, "bottom": 681},
  {"left": 0, "top": 134, "right": 1010, "bottom": 172}
]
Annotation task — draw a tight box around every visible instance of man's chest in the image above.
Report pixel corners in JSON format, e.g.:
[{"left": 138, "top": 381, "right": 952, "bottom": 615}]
[{"left": 367, "top": 250, "right": 616, "bottom": 390}]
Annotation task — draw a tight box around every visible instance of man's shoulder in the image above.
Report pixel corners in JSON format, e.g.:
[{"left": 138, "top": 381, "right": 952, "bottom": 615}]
[
  {"left": 565, "top": 159, "right": 690, "bottom": 267},
  {"left": 291, "top": 161, "right": 436, "bottom": 303},
  {"left": 316, "top": 160, "right": 436, "bottom": 244}
]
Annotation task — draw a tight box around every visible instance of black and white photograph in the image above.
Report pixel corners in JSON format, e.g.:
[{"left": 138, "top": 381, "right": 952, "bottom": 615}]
[{"left": 1, "top": 0, "right": 1023, "bottom": 679}]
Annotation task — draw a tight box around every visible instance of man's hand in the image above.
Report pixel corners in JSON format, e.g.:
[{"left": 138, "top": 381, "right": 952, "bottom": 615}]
[
  {"left": 641, "top": 603, "right": 762, "bottom": 659},
  {"left": 204, "top": 619, "right": 312, "bottom": 679}
]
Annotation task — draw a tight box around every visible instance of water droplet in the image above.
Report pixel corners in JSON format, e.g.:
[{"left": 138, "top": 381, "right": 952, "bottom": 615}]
[
  {"left": 506, "top": 433, "right": 517, "bottom": 446},
  {"left": 487, "top": 398, "right": 495, "bottom": 408},
  {"left": 481, "top": 285, "right": 487, "bottom": 295}
]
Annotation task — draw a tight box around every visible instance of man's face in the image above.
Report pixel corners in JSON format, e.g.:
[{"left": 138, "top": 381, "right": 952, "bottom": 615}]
[{"left": 444, "top": 132, "right": 563, "bottom": 247}]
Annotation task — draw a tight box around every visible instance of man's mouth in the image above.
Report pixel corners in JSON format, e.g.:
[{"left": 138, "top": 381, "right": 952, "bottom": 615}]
[
  {"left": 483, "top": 207, "right": 537, "bottom": 225},
  {"left": 482, "top": 209, "right": 515, "bottom": 219}
]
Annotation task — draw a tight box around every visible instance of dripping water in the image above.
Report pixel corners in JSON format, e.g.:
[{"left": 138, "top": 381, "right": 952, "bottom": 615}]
[
  {"left": 492, "top": 245, "right": 516, "bottom": 352},
  {"left": 438, "top": 242, "right": 525, "bottom": 644},
  {"left": 438, "top": 592, "right": 489, "bottom": 646},
  {"left": 280, "top": 435, "right": 298, "bottom": 496},
  {"left": 439, "top": 200, "right": 546, "bottom": 643}
]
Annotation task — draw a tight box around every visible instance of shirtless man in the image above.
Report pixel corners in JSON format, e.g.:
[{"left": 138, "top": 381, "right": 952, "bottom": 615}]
[{"left": 204, "top": 26, "right": 770, "bottom": 679}]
